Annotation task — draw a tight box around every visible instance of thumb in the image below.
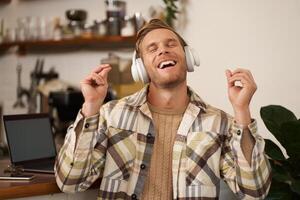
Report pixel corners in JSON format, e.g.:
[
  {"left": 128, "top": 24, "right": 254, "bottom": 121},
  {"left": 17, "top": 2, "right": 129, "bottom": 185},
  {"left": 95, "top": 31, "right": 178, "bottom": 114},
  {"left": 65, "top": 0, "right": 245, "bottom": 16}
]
[
  {"left": 225, "top": 69, "right": 231, "bottom": 79},
  {"left": 225, "top": 69, "right": 233, "bottom": 87}
]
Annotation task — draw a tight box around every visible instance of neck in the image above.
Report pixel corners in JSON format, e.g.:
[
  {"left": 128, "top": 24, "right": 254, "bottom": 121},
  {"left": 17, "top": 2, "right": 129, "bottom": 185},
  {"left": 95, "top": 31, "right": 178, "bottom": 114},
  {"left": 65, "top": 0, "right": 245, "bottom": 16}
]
[{"left": 147, "top": 81, "right": 189, "bottom": 110}]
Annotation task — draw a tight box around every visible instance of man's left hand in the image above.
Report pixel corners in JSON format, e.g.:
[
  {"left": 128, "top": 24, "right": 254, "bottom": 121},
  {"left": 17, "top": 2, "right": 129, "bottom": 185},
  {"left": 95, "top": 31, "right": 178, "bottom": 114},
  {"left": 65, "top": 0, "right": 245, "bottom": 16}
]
[
  {"left": 225, "top": 68, "right": 257, "bottom": 117},
  {"left": 226, "top": 68, "right": 257, "bottom": 164}
]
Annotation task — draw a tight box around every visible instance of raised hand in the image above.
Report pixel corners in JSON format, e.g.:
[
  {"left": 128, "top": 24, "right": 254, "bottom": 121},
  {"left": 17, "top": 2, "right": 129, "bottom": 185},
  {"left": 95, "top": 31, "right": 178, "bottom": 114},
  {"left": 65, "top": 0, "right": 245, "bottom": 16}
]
[
  {"left": 225, "top": 68, "right": 257, "bottom": 125},
  {"left": 80, "top": 64, "right": 112, "bottom": 117}
]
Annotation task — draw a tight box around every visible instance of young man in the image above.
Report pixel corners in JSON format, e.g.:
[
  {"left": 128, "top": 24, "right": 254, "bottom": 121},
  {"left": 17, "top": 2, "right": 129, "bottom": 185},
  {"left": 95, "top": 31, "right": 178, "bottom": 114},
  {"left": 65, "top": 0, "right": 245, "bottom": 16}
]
[{"left": 55, "top": 19, "right": 271, "bottom": 199}]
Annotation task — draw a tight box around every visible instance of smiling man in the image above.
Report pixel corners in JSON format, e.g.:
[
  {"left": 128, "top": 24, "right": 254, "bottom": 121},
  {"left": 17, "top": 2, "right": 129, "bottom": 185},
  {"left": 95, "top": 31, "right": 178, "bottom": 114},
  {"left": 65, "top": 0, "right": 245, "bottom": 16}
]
[{"left": 55, "top": 19, "right": 271, "bottom": 199}]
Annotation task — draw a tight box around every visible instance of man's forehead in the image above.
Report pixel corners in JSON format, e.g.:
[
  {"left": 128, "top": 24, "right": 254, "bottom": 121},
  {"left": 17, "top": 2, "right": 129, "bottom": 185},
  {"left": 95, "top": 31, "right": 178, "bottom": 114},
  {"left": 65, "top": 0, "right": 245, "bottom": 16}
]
[{"left": 141, "top": 29, "right": 179, "bottom": 47}]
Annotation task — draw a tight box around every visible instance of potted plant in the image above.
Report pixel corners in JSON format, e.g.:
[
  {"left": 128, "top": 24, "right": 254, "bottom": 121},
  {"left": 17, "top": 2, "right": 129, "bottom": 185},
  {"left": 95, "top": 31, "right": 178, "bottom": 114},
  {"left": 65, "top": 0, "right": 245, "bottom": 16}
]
[
  {"left": 260, "top": 105, "right": 300, "bottom": 199},
  {"left": 163, "top": 0, "right": 179, "bottom": 27}
]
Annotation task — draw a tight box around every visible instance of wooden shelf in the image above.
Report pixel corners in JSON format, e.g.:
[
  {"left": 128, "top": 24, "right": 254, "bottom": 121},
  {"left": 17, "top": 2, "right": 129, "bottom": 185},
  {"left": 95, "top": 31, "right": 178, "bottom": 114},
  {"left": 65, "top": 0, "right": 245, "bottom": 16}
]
[
  {"left": 0, "top": 35, "right": 136, "bottom": 55},
  {"left": 0, "top": 0, "right": 11, "bottom": 4}
]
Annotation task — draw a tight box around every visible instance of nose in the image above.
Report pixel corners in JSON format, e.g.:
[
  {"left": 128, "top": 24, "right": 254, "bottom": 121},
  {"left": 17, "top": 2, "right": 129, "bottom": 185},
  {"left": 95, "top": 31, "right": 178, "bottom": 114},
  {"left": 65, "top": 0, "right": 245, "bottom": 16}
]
[{"left": 158, "top": 44, "right": 169, "bottom": 56}]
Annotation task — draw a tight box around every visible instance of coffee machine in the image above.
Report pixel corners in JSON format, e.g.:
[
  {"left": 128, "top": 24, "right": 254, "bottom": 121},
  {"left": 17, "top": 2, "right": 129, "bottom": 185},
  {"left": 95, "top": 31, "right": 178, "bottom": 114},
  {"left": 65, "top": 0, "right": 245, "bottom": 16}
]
[
  {"left": 48, "top": 87, "right": 115, "bottom": 136},
  {"left": 105, "top": 0, "right": 126, "bottom": 35}
]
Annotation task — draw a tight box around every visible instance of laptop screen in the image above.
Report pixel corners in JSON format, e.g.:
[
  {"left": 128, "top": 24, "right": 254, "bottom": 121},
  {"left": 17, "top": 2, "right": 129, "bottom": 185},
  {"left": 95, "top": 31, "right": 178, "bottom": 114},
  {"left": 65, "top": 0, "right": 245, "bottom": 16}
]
[{"left": 3, "top": 114, "right": 56, "bottom": 164}]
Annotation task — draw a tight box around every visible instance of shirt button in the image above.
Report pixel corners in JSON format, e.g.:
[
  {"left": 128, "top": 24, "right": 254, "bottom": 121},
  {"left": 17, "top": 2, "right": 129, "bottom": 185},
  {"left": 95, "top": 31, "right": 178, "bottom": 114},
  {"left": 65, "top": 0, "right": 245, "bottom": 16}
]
[
  {"left": 140, "top": 164, "right": 146, "bottom": 170},
  {"left": 131, "top": 193, "right": 137, "bottom": 199},
  {"left": 84, "top": 123, "right": 90, "bottom": 128},
  {"left": 70, "top": 162, "right": 74, "bottom": 167},
  {"left": 237, "top": 130, "right": 241, "bottom": 136},
  {"left": 146, "top": 133, "right": 152, "bottom": 139}
]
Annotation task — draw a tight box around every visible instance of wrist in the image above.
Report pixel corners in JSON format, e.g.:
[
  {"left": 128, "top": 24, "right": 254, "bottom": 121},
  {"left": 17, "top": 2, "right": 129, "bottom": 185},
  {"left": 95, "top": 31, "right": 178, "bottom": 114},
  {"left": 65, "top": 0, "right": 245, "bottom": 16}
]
[
  {"left": 234, "top": 107, "right": 252, "bottom": 126},
  {"left": 82, "top": 101, "right": 102, "bottom": 117}
]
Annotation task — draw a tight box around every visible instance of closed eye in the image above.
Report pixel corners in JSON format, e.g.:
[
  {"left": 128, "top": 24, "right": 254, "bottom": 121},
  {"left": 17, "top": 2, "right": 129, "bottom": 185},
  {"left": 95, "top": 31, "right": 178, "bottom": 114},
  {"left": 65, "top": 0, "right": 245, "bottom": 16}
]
[
  {"left": 165, "top": 38, "right": 179, "bottom": 48},
  {"left": 146, "top": 43, "right": 158, "bottom": 53},
  {"left": 167, "top": 41, "right": 178, "bottom": 48},
  {"left": 148, "top": 46, "right": 157, "bottom": 53}
]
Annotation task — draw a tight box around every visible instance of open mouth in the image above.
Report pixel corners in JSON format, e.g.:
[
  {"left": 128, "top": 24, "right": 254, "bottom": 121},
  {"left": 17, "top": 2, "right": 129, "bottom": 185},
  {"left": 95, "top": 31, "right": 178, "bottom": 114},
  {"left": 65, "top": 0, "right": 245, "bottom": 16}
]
[{"left": 158, "top": 60, "right": 177, "bottom": 69}]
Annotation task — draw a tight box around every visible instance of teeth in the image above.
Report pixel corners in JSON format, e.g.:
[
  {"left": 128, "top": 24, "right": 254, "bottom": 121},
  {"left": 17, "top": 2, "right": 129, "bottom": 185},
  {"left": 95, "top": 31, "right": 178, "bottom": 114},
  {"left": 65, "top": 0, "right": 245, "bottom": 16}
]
[{"left": 159, "top": 60, "right": 176, "bottom": 69}]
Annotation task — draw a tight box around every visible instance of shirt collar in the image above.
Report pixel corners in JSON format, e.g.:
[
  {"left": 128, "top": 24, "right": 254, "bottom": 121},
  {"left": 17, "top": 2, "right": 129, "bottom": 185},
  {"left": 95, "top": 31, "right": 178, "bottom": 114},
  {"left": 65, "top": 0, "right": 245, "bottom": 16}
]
[{"left": 126, "top": 84, "right": 207, "bottom": 112}]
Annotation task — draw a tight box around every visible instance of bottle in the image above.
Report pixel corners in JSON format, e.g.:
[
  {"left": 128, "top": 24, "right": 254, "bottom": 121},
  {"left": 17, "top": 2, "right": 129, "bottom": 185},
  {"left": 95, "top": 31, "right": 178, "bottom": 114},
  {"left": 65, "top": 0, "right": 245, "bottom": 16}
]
[
  {"left": 121, "top": 15, "right": 135, "bottom": 36},
  {"left": 53, "top": 17, "right": 62, "bottom": 41},
  {"left": 0, "top": 18, "right": 4, "bottom": 43}
]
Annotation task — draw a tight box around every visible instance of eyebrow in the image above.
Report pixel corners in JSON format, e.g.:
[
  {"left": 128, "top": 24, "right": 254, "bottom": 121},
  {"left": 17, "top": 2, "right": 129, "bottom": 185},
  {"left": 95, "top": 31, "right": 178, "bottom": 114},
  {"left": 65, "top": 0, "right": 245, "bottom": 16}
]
[{"left": 166, "top": 38, "right": 178, "bottom": 43}]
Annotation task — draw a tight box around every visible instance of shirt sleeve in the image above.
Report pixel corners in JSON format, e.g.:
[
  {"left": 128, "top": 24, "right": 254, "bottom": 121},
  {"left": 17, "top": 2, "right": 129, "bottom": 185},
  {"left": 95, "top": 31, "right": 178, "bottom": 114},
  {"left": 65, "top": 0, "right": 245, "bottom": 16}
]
[
  {"left": 220, "top": 118, "right": 272, "bottom": 199},
  {"left": 54, "top": 108, "right": 108, "bottom": 193}
]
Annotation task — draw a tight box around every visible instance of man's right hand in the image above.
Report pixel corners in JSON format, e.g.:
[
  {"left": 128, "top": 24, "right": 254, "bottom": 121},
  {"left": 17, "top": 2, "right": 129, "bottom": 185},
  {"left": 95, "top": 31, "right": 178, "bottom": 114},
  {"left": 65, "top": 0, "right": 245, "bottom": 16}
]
[{"left": 80, "top": 64, "right": 112, "bottom": 117}]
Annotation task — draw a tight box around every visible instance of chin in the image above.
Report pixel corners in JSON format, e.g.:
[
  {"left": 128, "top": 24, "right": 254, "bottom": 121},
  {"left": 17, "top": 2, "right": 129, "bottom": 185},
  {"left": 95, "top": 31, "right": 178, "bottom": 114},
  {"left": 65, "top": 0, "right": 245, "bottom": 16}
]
[{"left": 153, "top": 77, "right": 186, "bottom": 89}]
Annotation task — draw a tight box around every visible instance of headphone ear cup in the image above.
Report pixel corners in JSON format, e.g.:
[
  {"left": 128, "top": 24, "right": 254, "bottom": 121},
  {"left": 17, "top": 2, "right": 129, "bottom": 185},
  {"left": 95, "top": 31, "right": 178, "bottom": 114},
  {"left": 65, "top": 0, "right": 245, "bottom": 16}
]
[
  {"left": 131, "top": 51, "right": 140, "bottom": 82},
  {"left": 184, "top": 46, "right": 200, "bottom": 72},
  {"left": 131, "top": 51, "right": 149, "bottom": 84},
  {"left": 136, "top": 58, "right": 149, "bottom": 84}
]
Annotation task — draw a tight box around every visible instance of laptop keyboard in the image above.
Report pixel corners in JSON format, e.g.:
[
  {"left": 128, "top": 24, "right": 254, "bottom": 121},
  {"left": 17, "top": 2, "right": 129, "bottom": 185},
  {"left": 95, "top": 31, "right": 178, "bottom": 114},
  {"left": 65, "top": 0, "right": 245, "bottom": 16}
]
[{"left": 23, "top": 160, "right": 55, "bottom": 171}]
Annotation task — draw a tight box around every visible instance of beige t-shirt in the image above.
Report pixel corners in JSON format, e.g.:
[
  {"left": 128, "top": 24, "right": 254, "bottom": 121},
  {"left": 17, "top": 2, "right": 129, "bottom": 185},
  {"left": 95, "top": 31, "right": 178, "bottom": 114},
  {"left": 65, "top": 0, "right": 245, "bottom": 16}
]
[{"left": 141, "top": 103, "right": 187, "bottom": 200}]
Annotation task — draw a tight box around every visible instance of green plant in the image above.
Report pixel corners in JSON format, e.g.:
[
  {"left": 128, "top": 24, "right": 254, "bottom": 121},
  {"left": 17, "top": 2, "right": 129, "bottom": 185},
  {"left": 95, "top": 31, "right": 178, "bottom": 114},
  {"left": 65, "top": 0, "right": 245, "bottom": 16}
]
[
  {"left": 260, "top": 105, "right": 300, "bottom": 199},
  {"left": 163, "top": 0, "right": 179, "bottom": 27}
]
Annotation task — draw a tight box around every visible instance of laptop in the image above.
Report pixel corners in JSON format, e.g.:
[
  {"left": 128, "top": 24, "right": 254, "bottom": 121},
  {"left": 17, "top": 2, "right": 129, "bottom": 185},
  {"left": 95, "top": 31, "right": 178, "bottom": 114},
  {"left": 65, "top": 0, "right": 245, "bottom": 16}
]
[{"left": 3, "top": 113, "right": 57, "bottom": 174}]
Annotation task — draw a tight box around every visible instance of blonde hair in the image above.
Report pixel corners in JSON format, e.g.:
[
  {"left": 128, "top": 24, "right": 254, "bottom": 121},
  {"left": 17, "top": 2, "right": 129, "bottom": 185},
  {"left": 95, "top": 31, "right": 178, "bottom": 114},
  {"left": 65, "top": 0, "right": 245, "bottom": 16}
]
[{"left": 135, "top": 19, "right": 187, "bottom": 56}]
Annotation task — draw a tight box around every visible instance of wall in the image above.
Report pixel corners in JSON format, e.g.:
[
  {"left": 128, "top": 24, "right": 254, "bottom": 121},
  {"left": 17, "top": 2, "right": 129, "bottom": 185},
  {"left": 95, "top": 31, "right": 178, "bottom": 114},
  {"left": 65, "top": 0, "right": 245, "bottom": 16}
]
[
  {"left": 185, "top": 0, "right": 300, "bottom": 156},
  {"left": 1, "top": 0, "right": 300, "bottom": 198}
]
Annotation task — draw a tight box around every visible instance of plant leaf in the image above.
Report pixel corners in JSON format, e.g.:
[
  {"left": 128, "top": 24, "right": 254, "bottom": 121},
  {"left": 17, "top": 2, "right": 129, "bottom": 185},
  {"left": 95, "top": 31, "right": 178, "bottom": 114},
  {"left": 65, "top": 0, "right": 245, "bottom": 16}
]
[
  {"left": 271, "top": 162, "right": 292, "bottom": 183},
  {"left": 260, "top": 105, "right": 297, "bottom": 143},
  {"left": 265, "top": 139, "right": 286, "bottom": 160},
  {"left": 291, "top": 180, "right": 300, "bottom": 194},
  {"left": 265, "top": 192, "right": 292, "bottom": 200},
  {"left": 287, "top": 157, "right": 300, "bottom": 177},
  {"left": 280, "top": 121, "right": 300, "bottom": 158},
  {"left": 266, "top": 180, "right": 293, "bottom": 199}
]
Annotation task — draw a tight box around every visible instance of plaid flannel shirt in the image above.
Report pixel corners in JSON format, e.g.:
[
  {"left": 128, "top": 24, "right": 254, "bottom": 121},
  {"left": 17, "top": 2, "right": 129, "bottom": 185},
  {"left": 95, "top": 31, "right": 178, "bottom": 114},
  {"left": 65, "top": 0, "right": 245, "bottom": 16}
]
[{"left": 55, "top": 86, "right": 271, "bottom": 199}]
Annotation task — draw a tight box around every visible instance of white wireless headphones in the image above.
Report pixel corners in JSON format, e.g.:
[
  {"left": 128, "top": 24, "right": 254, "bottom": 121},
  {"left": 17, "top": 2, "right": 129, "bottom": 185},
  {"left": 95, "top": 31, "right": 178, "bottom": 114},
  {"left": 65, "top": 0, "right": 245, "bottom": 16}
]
[{"left": 131, "top": 46, "right": 200, "bottom": 84}]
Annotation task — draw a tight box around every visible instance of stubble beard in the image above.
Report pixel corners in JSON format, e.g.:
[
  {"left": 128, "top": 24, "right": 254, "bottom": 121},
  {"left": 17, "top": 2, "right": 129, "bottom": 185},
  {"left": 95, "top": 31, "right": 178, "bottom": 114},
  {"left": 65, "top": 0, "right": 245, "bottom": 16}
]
[{"left": 150, "top": 72, "right": 187, "bottom": 89}]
